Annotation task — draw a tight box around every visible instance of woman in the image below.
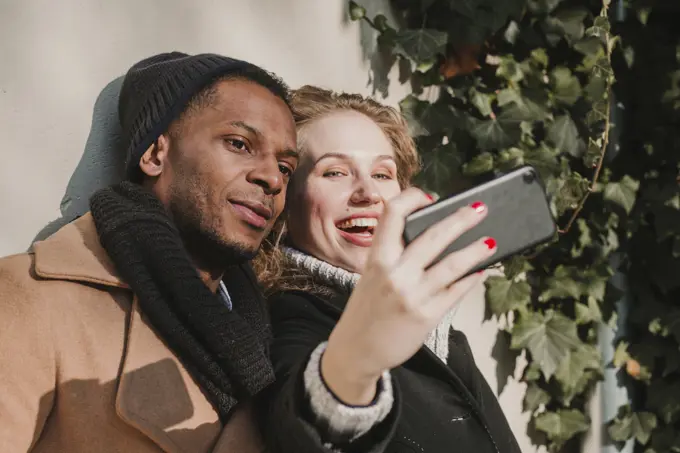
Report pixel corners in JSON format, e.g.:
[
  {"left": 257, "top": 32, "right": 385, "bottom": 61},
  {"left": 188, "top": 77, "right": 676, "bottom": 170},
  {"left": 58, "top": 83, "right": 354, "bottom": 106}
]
[{"left": 255, "top": 86, "right": 521, "bottom": 453}]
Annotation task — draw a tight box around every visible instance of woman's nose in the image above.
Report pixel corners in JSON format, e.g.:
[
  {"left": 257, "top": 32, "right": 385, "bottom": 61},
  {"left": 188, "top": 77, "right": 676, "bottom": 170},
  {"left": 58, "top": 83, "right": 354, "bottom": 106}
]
[{"left": 349, "top": 179, "right": 381, "bottom": 205}]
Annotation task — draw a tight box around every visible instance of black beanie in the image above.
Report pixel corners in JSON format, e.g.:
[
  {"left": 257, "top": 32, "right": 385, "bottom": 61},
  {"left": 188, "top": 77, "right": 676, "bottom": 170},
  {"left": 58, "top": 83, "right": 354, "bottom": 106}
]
[{"left": 118, "top": 52, "right": 288, "bottom": 181}]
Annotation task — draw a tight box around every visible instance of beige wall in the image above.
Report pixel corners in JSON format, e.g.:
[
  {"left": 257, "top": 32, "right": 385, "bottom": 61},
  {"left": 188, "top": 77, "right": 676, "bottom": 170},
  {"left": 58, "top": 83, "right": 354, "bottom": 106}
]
[{"left": 0, "top": 1, "right": 561, "bottom": 451}]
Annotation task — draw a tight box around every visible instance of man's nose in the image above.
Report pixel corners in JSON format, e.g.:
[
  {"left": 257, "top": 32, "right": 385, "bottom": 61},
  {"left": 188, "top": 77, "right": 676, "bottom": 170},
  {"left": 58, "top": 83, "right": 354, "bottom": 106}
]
[{"left": 246, "top": 157, "right": 283, "bottom": 195}]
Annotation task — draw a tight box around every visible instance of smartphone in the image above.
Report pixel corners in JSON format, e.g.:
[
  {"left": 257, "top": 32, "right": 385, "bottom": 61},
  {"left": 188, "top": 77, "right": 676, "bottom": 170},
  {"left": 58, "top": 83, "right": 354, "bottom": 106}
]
[{"left": 403, "top": 166, "right": 556, "bottom": 276}]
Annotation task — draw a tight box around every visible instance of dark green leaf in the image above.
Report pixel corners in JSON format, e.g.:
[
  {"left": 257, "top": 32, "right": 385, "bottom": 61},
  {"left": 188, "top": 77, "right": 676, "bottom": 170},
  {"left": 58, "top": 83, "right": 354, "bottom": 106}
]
[
  {"left": 555, "top": 345, "right": 602, "bottom": 401},
  {"left": 496, "top": 147, "right": 525, "bottom": 172},
  {"left": 485, "top": 276, "right": 531, "bottom": 318},
  {"left": 551, "top": 67, "right": 582, "bottom": 105},
  {"left": 647, "top": 382, "right": 680, "bottom": 424},
  {"left": 547, "top": 114, "right": 584, "bottom": 156},
  {"left": 496, "top": 57, "right": 524, "bottom": 82},
  {"left": 503, "top": 255, "right": 534, "bottom": 280},
  {"left": 584, "top": 74, "right": 608, "bottom": 102},
  {"left": 540, "top": 265, "right": 588, "bottom": 301},
  {"left": 534, "top": 409, "right": 589, "bottom": 445},
  {"left": 609, "top": 408, "right": 657, "bottom": 445},
  {"left": 470, "top": 119, "right": 517, "bottom": 150},
  {"left": 348, "top": 1, "right": 366, "bottom": 20},
  {"left": 511, "top": 310, "right": 581, "bottom": 379},
  {"left": 415, "top": 143, "right": 464, "bottom": 194},
  {"left": 573, "top": 36, "right": 604, "bottom": 56},
  {"left": 524, "top": 144, "right": 560, "bottom": 175},
  {"left": 524, "top": 383, "right": 551, "bottom": 413},
  {"left": 542, "top": 8, "right": 588, "bottom": 46},
  {"left": 462, "top": 151, "right": 494, "bottom": 176},
  {"left": 393, "top": 29, "right": 448, "bottom": 64},
  {"left": 527, "top": 0, "right": 564, "bottom": 15},
  {"left": 603, "top": 176, "right": 640, "bottom": 213},
  {"left": 575, "top": 296, "right": 602, "bottom": 325},
  {"left": 612, "top": 341, "right": 630, "bottom": 368},
  {"left": 399, "top": 96, "right": 460, "bottom": 137},
  {"left": 469, "top": 88, "right": 493, "bottom": 117}
]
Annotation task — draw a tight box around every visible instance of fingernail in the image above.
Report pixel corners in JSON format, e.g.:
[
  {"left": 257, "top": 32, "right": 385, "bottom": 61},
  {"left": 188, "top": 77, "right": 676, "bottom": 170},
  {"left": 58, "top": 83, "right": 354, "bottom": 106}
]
[
  {"left": 484, "top": 238, "right": 497, "bottom": 250},
  {"left": 471, "top": 201, "right": 486, "bottom": 213}
]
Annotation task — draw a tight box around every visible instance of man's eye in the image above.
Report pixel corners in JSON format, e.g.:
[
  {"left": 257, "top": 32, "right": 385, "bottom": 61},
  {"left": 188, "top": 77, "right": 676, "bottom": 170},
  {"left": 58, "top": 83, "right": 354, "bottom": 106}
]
[
  {"left": 226, "top": 139, "right": 249, "bottom": 152},
  {"left": 323, "top": 171, "right": 346, "bottom": 177},
  {"left": 279, "top": 165, "right": 293, "bottom": 176}
]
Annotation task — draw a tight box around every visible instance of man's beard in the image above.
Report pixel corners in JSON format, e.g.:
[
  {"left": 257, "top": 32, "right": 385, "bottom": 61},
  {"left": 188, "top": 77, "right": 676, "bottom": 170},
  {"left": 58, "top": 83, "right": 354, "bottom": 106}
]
[{"left": 169, "top": 191, "right": 258, "bottom": 271}]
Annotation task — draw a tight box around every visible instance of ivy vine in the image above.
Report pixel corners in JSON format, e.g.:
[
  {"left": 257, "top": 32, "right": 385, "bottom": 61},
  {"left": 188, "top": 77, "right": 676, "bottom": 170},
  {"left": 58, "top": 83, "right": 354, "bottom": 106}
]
[{"left": 349, "top": 0, "right": 680, "bottom": 451}]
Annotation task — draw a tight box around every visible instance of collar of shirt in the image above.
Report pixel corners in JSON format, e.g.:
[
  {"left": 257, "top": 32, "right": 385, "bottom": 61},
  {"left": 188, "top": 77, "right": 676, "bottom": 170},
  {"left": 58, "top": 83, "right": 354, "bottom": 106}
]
[{"left": 218, "top": 280, "right": 233, "bottom": 311}]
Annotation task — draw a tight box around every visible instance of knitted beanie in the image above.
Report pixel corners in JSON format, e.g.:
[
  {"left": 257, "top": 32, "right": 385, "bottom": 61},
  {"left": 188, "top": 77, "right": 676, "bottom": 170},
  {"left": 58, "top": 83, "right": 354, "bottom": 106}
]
[{"left": 118, "top": 52, "right": 288, "bottom": 181}]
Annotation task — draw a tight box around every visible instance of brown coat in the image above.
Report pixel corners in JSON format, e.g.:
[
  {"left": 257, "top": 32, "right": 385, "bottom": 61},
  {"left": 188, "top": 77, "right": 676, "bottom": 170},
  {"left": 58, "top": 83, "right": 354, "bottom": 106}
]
[{"left": 0, "top": 213, "right": 265, "bottom": 453}]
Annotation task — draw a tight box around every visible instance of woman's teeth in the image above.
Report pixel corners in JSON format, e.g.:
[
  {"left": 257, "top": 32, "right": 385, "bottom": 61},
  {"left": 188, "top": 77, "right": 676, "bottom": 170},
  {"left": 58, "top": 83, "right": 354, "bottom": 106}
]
[{"left": 336, "top": 218, "right": 379, "bottom": 229}]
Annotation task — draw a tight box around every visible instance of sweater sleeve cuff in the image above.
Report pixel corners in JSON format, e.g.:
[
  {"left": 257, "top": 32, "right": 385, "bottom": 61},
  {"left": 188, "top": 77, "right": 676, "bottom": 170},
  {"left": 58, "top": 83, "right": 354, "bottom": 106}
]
[{"left": 302, "top": 342, "right": 394, "bottom": 443}]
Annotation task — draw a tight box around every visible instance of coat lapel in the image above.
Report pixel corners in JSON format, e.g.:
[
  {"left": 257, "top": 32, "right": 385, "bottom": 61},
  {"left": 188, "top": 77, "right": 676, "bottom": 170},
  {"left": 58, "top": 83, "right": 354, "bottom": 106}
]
[
  {"left": 115, "top": 296, "right": 222, "bottom": 453},
  {"left": 33, "top": 214, "right": 224, "bottom": 453}
]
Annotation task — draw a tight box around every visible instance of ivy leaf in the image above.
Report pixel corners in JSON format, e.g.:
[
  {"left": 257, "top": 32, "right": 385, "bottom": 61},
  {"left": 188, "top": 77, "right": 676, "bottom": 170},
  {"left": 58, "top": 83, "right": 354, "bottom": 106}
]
[
  {"left": 542, "top": 8, "right": 588, "bottom": 46},
  {"left": 575, "top": 296, "right": 603, "bottom": 324},
  {"left": 612, "top": 341, "right": 630, "bottom": 368},
  {"left": 496, "top": 57, "right": 524, "bottom": 82},
  {"left": 551, "top": 67, "right": 583, "bottom": 105},
  {"left": 548, "top": 114, "right": 584, "bottom": 157},
  {"left": 608, "top": 407, "right": 657, "bottom": 445},
  {"left": 524, "top": 383, "right": 551, "bottom": 413},
  {"left": 647, "top": 381, "right": 680, "bottom": 424},
  {"left": 469, "top": 88, "right": 494, "bottom": 117},
  {"left": 462, "top": 151, "right": 494, "bottom": 176},
  {"left": 573, "top": 36, "right": 604, "bottom": 56},
  {"left": 524, "top": 144, "right": 560, "bottom": 175},
  {"left": 511, "top": 310, "right": 581, "bottom": 379},
  {"left": 527, "top": 0, "right": 565, "bottom": 15},
  {"left": 534, "top": 409, "right": 590, "bottom": 446},
  {"left": 554, "top": 345, "right": 602, "bottom": 401},
  {"left": 571, "top": 218, "right": 592, "bottom": 258},
  {"left": 470, "top": 118, "right": 518, "bottom": 150},
  {"left": 393, "top": 29, "right": 448, "bottom": 64},
  {"left": 348, "top": 1, "right": 366, "bottom": 20},
  {"left": 399, "top": 96, "right": 460, "bottom": 137},
  {"left": 540, "top": 265, "right": 587, "bottom": 301},
  {"left": 503, "top": 255, "right": 534, "bottom": 280},
  {"left": 485, "top": 276, "right": 532, "bottom": 318},
  {"left": 603, "top": 176, "right": 640, "bottom": 214},
  {"left": 415, "top": 143, "right": 464, "bottom": 194}
]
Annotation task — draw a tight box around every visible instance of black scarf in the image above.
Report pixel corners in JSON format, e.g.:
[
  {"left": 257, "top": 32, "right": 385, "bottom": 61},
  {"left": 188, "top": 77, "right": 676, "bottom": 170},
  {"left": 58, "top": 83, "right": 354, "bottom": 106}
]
[{"left": 89, "top": 182, "right": 274, "bottom": 421}]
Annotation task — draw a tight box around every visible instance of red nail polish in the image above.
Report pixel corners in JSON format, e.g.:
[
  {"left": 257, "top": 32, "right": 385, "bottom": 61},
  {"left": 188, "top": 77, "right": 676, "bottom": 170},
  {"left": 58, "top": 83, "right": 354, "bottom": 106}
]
[
  {"left": 484, "top": 238, "right": 497, "bottom": 249},
  {"left": 426, "top": 193, "right": 434, "bottom": 201},
  {"left": 471, "top": 201, "right": 485, "bottom": 213}
]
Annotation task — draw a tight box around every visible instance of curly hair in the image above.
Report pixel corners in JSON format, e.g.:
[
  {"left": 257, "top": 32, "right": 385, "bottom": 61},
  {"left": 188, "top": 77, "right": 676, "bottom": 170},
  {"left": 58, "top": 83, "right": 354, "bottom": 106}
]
[{"left": 252, "top": 85, "right": 421, "bottom": 296}]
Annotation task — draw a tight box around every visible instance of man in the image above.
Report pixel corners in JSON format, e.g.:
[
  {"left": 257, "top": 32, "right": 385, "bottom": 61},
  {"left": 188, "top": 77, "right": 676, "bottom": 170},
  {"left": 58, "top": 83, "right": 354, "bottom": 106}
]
[{"left": 0, "top": 53, "right": 396, "bottom": 453}]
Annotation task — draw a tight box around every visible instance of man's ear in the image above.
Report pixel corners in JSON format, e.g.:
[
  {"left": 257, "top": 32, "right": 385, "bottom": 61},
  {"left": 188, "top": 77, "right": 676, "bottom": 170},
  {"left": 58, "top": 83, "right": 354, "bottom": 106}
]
[{"left": 139, "top": 134, "right": 171, "bottom": 178}]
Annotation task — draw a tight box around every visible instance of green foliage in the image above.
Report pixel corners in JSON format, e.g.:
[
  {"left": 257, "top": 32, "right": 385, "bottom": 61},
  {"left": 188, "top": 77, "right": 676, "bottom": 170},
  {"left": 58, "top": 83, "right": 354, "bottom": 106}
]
[{"left": 349, "top": 0, "right": 680, "bottom": 451}]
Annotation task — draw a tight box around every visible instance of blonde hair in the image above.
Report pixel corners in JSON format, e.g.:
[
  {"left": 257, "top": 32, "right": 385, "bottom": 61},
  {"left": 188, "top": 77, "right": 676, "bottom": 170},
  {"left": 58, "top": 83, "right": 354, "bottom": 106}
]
[{"left": 253, "top": 85, "right": 421, "bottom": 295}]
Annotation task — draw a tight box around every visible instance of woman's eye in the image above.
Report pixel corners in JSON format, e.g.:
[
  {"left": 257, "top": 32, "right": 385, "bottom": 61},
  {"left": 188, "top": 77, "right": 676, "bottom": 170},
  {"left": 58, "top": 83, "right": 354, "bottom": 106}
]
[
  {"left": 373, "top": 173, "right": 393, "bottom": 180},
  {"left": 323, "top": 171, "right": 346, "bottom": 178}
]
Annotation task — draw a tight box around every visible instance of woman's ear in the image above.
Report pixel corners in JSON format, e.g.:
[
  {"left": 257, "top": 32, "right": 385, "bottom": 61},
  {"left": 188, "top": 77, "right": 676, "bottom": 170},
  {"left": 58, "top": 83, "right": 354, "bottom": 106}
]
[{"left": 139, "top": 134, "right": 171, "bottom": 178}]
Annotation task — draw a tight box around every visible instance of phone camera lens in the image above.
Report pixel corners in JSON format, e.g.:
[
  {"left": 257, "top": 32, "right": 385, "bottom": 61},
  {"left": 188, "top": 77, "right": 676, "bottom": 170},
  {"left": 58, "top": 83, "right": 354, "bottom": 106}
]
[{"left": 523, "top": 170, "right": 536, "bottom": 184}]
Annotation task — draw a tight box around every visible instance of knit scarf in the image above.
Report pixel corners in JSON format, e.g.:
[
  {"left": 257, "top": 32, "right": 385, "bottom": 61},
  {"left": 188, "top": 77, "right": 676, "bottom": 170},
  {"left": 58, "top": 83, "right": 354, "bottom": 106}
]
[
  {"left": 89, "top": 182, "right": 274, "bottom": 421},
  {"left": 282, "top": 246, "right": 456, "bottom": 362}
]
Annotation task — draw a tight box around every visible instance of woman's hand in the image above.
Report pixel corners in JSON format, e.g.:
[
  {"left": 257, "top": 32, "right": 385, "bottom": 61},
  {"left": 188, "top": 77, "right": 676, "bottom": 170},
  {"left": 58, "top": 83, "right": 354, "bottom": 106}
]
[{"left": 321, "top": 188, "right": 496, "bottom": 405}]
